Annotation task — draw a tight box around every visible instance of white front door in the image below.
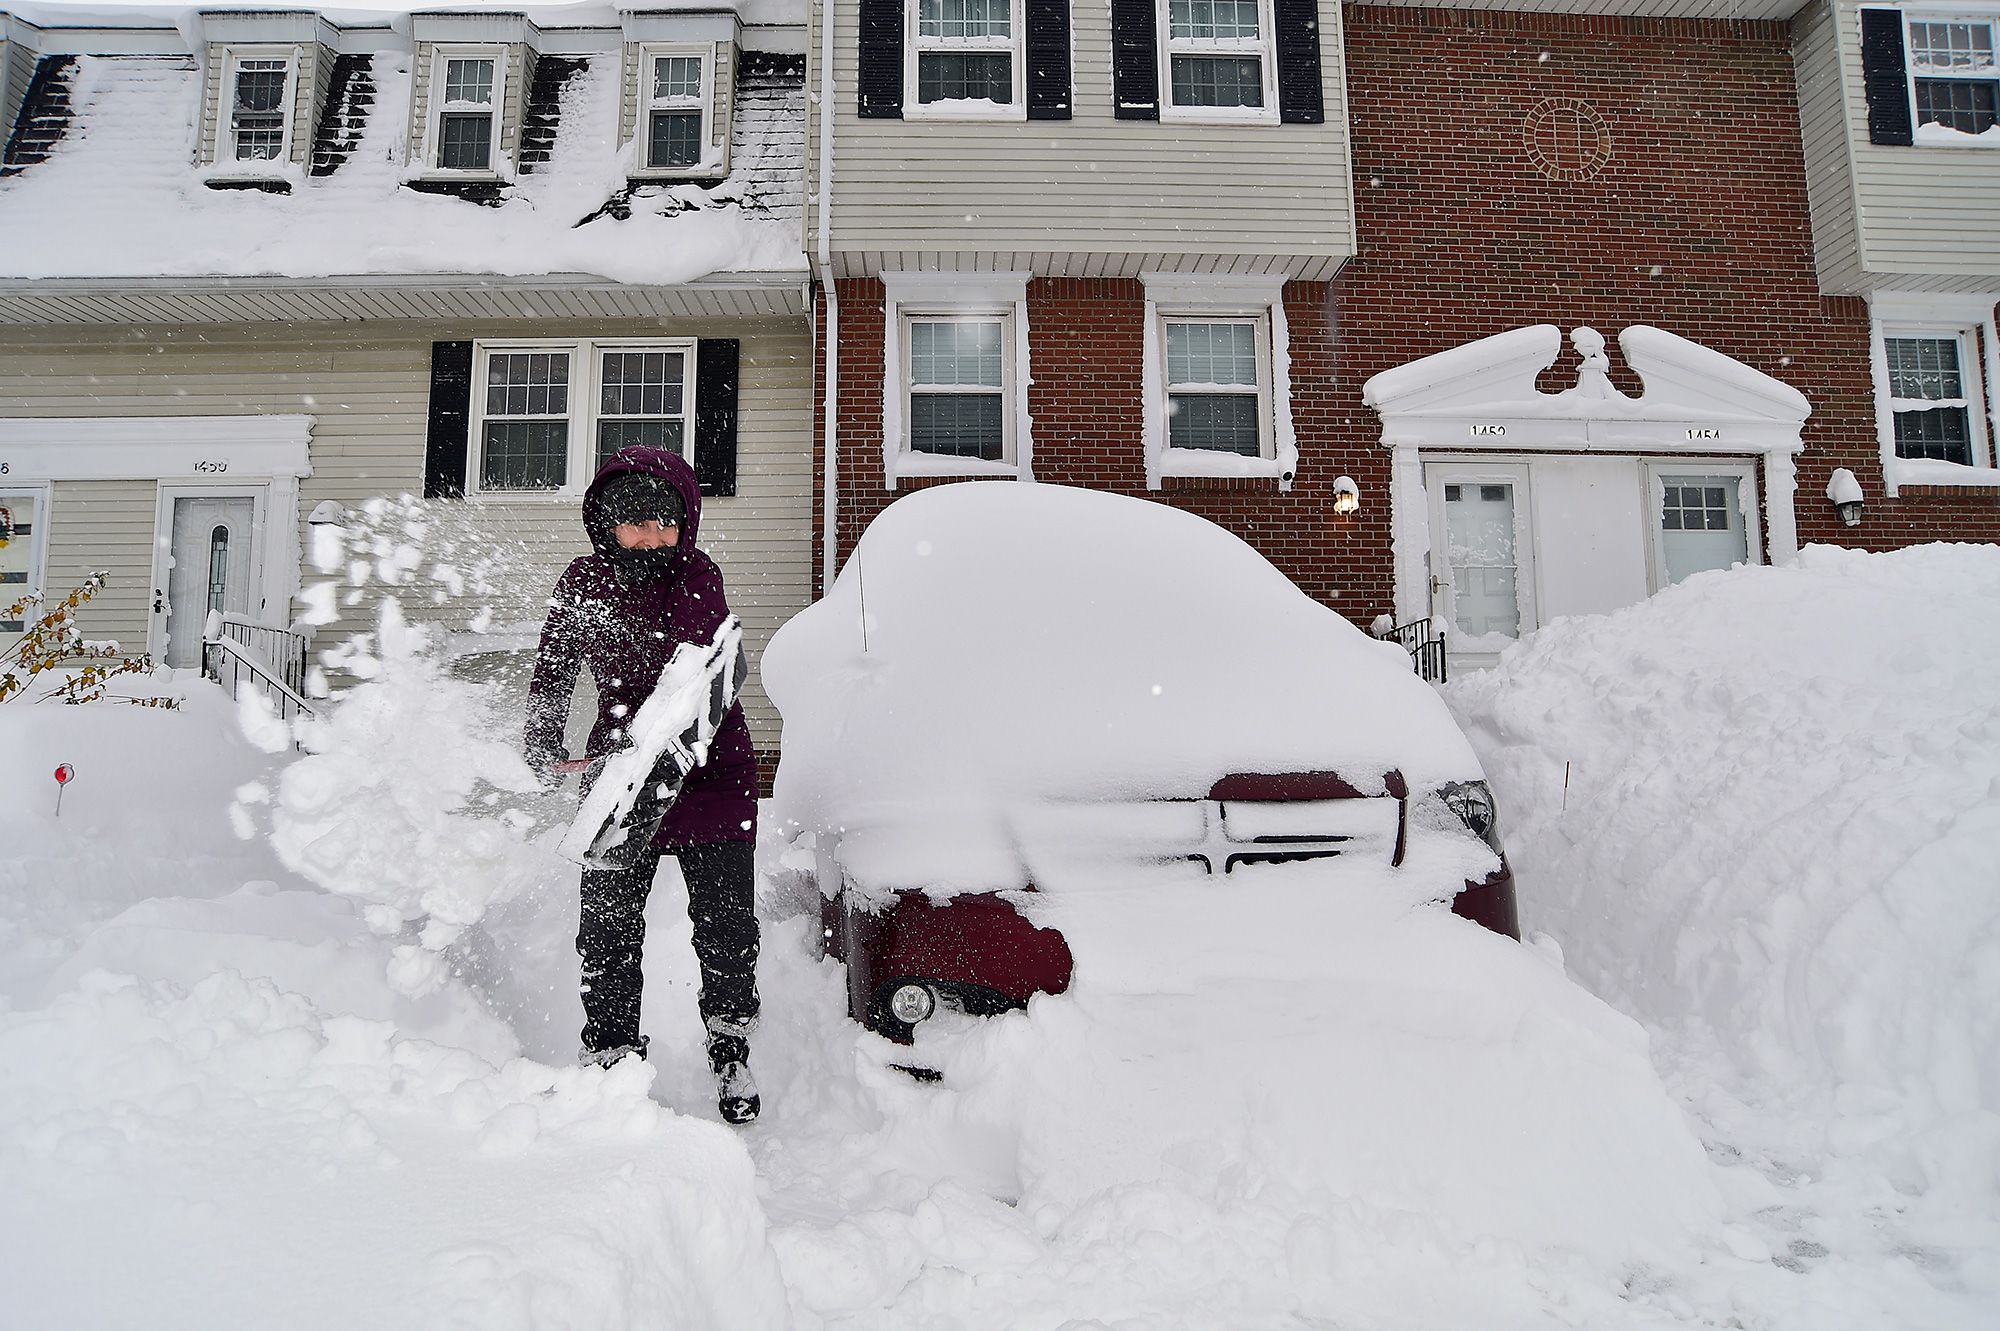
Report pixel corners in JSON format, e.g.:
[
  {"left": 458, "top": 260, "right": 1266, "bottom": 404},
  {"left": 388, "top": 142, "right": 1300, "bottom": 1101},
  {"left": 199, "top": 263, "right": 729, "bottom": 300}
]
[
  {"left": 1425, "top": 464, "right": 1537, "bottom": 660},
  {"left": 160, "top": 493, "right": 259, "bottom": 668},
  {"left": 1650, "top": 468, "right": 1754, "bottom": 587}
]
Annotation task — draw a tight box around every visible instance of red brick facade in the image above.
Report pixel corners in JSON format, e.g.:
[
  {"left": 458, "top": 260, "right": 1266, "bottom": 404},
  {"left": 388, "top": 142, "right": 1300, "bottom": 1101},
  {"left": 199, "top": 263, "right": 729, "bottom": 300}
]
[{"left": 812, "top": 5, "right": 2000, "bottom": 623}]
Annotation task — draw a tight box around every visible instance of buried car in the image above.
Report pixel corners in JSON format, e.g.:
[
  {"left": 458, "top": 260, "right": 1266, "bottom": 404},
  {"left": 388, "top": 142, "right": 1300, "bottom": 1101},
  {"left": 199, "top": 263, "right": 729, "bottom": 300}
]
[{"left": 762, "top": 483, "right": 1517, "bottom": 1044}]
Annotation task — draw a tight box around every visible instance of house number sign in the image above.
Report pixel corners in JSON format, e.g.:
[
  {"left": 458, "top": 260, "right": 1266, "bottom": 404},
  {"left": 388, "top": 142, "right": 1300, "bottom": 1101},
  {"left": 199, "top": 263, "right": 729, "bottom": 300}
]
[
  {"left": 1685, "top": 428, "right": 1721, "bottom": 441},
  {"left": 1469, "top": 424, "right": 1507, "bottom": 437},
  {"left": 193, "top": 460, "right": 230, "bottom": 473}
]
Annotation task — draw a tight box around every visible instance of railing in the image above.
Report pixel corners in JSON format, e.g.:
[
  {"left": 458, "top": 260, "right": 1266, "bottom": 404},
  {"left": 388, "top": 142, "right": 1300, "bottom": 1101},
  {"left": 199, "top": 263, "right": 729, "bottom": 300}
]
[
  {"left": 201, "top": 611, "right": 315, "bottom": 724},
  {"left": 1372, "top": 616, "right": 1448, "bottom": 685}
]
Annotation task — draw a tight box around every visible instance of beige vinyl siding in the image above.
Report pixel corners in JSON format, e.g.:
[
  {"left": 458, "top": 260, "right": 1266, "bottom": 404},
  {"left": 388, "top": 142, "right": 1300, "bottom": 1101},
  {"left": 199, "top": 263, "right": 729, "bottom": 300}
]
[
  {"left": 816, "top": 0, "right": 1356, "bottom": 275},
  {"left": 198, "top": 44, "right": 224, "bottom": 165},
  {"left": 620, "top": 41, "right": 736, "bottom": 173},
  {"left": 0, "top": 323, "right": 812, "bottom": 745},
  {"left": 410, "top": 43, "right": 528, "bottom": 172},
  {"left": 1794, "top": 0, "right": 1865, "bottom": 291},
  {"left": 41, "top": 481, "right": 157, "bottom": 653},
  {"left": 1835, "top": 1, "right": 2000, "bottom": 289}
]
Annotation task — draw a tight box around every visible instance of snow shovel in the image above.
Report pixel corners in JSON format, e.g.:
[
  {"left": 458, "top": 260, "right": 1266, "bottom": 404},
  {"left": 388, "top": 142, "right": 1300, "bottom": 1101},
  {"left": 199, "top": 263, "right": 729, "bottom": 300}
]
[{"left": 557, "top": 615, "right": 748, "bottom": 869}]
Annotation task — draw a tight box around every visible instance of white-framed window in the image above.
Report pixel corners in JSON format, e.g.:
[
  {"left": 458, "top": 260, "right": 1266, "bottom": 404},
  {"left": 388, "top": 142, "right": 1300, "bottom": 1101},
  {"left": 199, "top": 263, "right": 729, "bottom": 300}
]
[
  {"left": 1905, "top": 12, "right": 2000, "bottom": 136},
  {"left": 1868, "top": 293, "right": 2000, "bottom": 493},
  {"left": 469, "top": 339, "right": 697, "bottom": 494},
  {"left": 905, "top": 0, "right": 1025, "bottom": 118},
  {"left": 637, "top": 44, "right": 715, "bottom": 172},
  {"left": 0, "top": 484, "right": 50, "bottom": 639},
  {"left": 222, "top": 48, "right": 296, "bottom": 164},
  {"left": 905, "top": 314, "right": 1011, "bottom": 459},
  {"left": 881, "top": 273, "right": 1033, "bottom": 482},
  {"left": 1157, "top": 0, "right": 1277, "bottom": 121},
  {"left": 1142, "top": 274, "right": 1296, "bottom": 488},
  {"left": 427, "top": 48, "right": 507, "bottom": 174},
  {"left": 1163, "top": 317, "right": 1270, "bottom": 457}
]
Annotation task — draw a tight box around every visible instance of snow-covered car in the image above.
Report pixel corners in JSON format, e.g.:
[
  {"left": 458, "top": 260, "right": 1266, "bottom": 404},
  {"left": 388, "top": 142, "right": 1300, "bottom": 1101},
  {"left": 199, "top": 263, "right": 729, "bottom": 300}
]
[{"left": 763, "top": 483, "right": 1517, "bottom": 1042}]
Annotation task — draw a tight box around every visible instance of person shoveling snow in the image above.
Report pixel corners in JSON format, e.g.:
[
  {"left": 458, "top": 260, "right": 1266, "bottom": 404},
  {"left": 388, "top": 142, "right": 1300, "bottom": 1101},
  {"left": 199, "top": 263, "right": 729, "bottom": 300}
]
[{"left": 524, "top": 448, "right": 763, "bottom": 1125}]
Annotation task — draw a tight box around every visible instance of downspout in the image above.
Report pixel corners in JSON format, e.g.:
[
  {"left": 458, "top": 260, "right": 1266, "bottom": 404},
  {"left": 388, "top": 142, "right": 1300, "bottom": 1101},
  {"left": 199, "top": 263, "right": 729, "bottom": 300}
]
[{"left": 815, "top": 0, "right": 841, "bottom": 596}]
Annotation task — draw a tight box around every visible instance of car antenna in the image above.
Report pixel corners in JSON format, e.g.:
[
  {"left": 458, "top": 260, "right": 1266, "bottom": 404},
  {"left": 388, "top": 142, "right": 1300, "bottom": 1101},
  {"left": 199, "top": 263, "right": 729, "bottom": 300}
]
[{"left": 857, "top": 555, "right": 870, "bottom": 653}]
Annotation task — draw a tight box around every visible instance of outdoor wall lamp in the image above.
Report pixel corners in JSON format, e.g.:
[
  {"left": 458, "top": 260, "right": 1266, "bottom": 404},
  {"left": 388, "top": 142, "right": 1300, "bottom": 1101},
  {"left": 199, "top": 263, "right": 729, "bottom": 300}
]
[
  {"left": 1332, "top": 476, "right": 1361, "bottom": 515},
  {"left": 1826, "top": 468, "right": 1864, "bottom": 527}
]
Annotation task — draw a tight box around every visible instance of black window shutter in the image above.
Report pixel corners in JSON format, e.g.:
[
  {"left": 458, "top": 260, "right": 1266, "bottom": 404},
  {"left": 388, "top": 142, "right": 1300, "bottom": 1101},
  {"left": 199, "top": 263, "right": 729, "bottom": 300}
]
[
  {"left": 424, "top": 340, "right": 473, "bottom": 499},
  {"left": 1026, "top": 0, "right": 1072, "bottom": 121},
  {"left": 1273, "top": 0, "right": 1323, "bottom": 124},
  {"left": 1111, "top": 0, "right": 1159, "bottom": 121},
  {"left": 1860, "top": 8, "right": 1914, "bottom": 147},
  {"left": 694, "top": 339, "right": 741, "bottom": 498},
  {"left": 858, "top": 0, "right": 904, "bottom": 119}
]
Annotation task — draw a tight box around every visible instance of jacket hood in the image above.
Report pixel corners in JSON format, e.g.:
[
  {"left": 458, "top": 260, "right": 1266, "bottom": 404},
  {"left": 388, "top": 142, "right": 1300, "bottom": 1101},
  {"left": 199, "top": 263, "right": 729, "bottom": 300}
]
[{"left": 581, "top": 447, "right": 704, "bottom": 559}]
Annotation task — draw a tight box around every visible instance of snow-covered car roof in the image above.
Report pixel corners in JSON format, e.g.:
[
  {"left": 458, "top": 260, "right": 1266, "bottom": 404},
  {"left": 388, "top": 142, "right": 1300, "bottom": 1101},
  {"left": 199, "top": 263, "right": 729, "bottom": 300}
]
[{"left": 764, "top": 482, "right": 1486, "bottom": 890}]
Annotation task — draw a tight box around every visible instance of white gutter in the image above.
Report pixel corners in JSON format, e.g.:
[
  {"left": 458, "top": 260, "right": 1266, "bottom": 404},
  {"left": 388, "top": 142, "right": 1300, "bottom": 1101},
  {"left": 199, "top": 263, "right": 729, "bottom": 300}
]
[{"left": 815, "top": 0, "right": 841, "bottom": 595}]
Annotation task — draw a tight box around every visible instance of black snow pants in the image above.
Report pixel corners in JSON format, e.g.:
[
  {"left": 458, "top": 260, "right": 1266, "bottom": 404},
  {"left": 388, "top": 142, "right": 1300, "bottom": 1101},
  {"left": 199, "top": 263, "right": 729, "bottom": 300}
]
[{"left": 577, "top": 840, "right": 759, "bottom": 1055}]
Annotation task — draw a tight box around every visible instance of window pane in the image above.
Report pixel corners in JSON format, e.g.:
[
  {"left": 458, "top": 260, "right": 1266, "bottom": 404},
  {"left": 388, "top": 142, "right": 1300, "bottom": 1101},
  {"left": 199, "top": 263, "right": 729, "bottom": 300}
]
[
  {"left": 598, "top": 419, "right": 686, "bottom": 467},
  {"left": 439, "top": 113, "right": 493, "bottom": 170},
  {"left": 1166, "top": 322, "right": 1258, "bottom": 386},
  {"left": 444, "top": 58, "right": 495, "bottom": 106},
  {"left": 234, "top": 115, "right": 286, "bottom": 160},
  {"left": 1171, "top": 56, "right": 1264, "bottom": 108},
  {"left": 919, "top": 0, "right": 1012, "bottom": 40},
  {"left": 917, "top": 53, "right": 1013, "bottom": 102},
  {"left": 1894, "top": 407, "right": 1973, "bottom": 464},
  {"left": 1886, "top": 337, "right": 1964, "bottom": 401},
  {"left": 1169, "top": 393, "right": 1261, "bottom": 454},
  {"left": 1915, "top": 78, "right": 1999, "bottom": 134},
  {"left": 910, "top": 394, "right": 1004, "bottom": 459},
  {"left": 482, "top": 421, "right": 569, "bottom": 490},
  {"left": 648, "top": 111, "right": 703, "bottom": 168},
  {"left": 234, "top": 64, "right": 287, "bottom": 113},
  {"left": 1, "top": 493, "right": 39, "bottom": 634},
  {"left": 1170, "top": 0, "right": 1261, "bottom": 40},
  {"left": 600, "top": 351, "right": 685, "bottom": 417},
  {"left": 653, "top": 56, "right": 703, "bottom": 100},
  {"left": 910, "top": 320, "right": 1005, "bottom": 387},
  {"left": 1909, "top": 21, "right": 1997, "bottom": 73},
  {"left": 486, "top": 352, "right": 570, "bottom": 417}
]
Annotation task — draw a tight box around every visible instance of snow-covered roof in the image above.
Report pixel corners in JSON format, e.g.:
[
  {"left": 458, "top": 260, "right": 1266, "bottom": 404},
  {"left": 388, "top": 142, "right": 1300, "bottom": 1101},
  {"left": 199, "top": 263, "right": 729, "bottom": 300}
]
[{"left": 0, "top": 4, "right": 807, "bottom": 295}]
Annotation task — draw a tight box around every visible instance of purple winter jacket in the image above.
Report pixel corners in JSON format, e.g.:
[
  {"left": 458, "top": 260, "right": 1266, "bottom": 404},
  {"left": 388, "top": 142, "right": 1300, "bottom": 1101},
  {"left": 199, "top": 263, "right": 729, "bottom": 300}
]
[{"left": 525, "top": 447, "right": 758, "bottom": 849}]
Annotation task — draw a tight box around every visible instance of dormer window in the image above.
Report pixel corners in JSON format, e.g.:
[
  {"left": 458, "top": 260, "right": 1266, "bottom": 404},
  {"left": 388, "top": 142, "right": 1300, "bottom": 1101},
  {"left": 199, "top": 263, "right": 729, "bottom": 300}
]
[
  {"left": 430, "top": 50, "right": 505, "bottom": 173},
  {"left": 224, "top": 51, "right": 295, "bottom": 163},
  {"left": 639, "top": 45, "right": 712, "bottom": 170}
]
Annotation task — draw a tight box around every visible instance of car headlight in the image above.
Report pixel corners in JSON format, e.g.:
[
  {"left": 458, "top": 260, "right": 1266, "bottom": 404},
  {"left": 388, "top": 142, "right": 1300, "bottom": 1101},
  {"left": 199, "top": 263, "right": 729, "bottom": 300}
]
[
  {"left": 889, "top": 982, "right": 937, "bottom": 1027},
  {"left": 1438, "top": 780, "right": 1503, "bottom": 854}
]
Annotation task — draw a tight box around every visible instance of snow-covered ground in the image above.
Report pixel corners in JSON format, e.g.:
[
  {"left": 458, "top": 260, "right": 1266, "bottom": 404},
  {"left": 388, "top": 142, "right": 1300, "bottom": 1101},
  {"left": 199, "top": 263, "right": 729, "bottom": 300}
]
[{"left": 3, "top": 541, "right": 1996, "bottom": 1329}]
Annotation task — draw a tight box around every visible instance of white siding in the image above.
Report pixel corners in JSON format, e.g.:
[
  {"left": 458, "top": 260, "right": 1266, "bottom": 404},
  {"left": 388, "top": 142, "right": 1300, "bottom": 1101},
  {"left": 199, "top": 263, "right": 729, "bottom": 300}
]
[
  {"left": 0, "top": 323, "right": 813, "bottom": 747},
  {"left": 1832, "top": 1, "right": 2000, "bottom": 289},
  {"left": 813, "top": 0, "right": 1357, "bottom": 276},
  {"left": 1793, "top": 0, "right": 1864, "bottom": 291}
]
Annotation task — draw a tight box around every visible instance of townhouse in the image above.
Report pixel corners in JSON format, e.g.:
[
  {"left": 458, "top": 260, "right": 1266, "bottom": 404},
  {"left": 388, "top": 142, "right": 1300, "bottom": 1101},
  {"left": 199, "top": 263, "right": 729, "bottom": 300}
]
[
  {"left": 2, "top": 0, "right": 1995, "bottom": 692},
  {"left": 0, "top": 3, "right": 812, "bottom": 758}
]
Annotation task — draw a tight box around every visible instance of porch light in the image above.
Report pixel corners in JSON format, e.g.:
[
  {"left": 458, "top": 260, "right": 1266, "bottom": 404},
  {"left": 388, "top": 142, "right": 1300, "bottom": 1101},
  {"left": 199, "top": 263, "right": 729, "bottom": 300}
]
[
  {"left": 307, "top": 500, "right": 349, "bottom": 525},
  {"left": 1332, "top": 476, "right": 1361, "bottom": 515},
  {"left": 889, "top": 982, "right": 936, "bottom": 1027},
  {"left": 1826, "top": 468, "right": 1864, "bottom": 527}
]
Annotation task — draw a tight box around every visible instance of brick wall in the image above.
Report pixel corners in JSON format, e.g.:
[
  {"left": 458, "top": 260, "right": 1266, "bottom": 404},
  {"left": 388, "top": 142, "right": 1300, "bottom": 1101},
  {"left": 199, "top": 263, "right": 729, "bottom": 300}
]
[{"left": 811, "top": 5, "right": 2000, "bottom": 622}]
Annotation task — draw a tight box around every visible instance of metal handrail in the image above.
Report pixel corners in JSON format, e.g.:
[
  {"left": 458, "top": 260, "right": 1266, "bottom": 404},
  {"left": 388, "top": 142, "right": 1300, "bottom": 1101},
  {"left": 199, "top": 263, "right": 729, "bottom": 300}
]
[
  {"left": 1372, "top": 616, "right": 1448, "bottom": 685},
  {"left": 201, "top": 613, "right": 315, "bottom": 724}
]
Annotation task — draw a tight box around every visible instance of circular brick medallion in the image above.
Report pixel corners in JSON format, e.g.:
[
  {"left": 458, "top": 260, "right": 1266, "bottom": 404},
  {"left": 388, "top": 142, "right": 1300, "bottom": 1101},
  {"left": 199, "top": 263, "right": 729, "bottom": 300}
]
[{"left": 1523, "top": 98, "right": 1612, "bottom": 182}]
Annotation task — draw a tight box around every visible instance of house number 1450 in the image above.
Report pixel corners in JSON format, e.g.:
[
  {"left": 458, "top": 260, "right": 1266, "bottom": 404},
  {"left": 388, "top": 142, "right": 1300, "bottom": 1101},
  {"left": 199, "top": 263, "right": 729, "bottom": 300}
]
[{"left": 193, "top": 460, "right": 229, "bottom": 473}]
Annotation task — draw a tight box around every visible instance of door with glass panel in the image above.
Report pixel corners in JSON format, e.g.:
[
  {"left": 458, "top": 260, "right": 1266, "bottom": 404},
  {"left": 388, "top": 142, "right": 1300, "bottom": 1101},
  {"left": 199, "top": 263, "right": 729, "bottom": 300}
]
[
  {"left": 1425, "top": 464, "right": 1537, "bottom": 661},
  {"left": 162, "top": 494, "right": 258, "bottom": 669},
  {"left": 1649, "top": 469, "right": 1753, "bottom": 588}
]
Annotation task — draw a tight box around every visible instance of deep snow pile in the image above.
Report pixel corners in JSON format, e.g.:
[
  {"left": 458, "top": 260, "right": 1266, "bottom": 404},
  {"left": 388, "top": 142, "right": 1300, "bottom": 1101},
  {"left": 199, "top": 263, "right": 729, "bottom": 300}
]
[{"left": 1445, "top": 542, "right": 2000, "bottom": 1310}]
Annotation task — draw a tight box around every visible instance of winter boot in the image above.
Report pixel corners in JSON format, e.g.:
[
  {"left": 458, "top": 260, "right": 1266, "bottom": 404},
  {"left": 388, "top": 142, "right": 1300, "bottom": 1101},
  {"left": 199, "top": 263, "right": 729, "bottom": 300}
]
[
  {"left": 704, "top": 1015, "right": 760, "bottom": 1125},
  {"left": 579, "top": 1035, "right": 649, "bottom": 1069}
]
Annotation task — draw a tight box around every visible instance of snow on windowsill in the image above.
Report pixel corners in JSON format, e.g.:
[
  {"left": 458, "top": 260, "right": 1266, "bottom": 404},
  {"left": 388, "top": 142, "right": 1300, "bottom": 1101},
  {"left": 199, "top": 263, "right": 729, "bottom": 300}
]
[
  {"left": 890, "top": 452, "right": 1021, "bottom": 482},
  {"left": 1887, "top": 457, "right": 2000, "bottom": 490},
  {"left": 1911, "top": 120, "right": 2000, "bottom": 148},
  {"left": 1152, "top": 447, "right": 1290, "bottom": 485},
  {"left": 903, "top": 98, "right": 1026, "bottom": 122}
]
